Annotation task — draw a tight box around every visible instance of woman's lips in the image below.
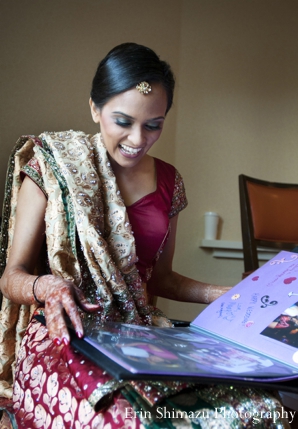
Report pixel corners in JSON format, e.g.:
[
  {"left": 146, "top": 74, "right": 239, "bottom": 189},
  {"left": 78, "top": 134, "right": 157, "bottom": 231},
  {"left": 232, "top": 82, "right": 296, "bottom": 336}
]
[{"left": 119, "top": 143, "right": 143, "bottom": 157}]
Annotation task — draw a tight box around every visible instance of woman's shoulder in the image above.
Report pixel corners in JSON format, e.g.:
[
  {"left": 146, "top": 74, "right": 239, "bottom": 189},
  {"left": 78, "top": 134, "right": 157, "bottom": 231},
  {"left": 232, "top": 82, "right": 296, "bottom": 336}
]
[
  {"left": 154, "top": 157, "right": 185, "bottom": 187},
  {"left": 154, "top": 157, "right": 177, "bottom": 181},
  {"left": 154, "top": 157, "right": 188, "bottom": 217},
  {"left": 154, "top": 157, "right": 175, "bottom": 171},
  {"left": 153, "top": 158, "right": 176, "bottom": 193}
]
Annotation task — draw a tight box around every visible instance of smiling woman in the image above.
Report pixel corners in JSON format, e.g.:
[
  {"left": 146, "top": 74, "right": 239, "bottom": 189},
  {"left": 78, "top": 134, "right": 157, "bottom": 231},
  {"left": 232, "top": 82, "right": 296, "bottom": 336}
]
[
  {"left": 0, "top": 43, "right": 290, "bottom": 428},
  {"left": 89, "top": 83, "right": 167, "bottom": 206},
  {"left": 90, "top": 83, "right": 166, "bottom": 175}
]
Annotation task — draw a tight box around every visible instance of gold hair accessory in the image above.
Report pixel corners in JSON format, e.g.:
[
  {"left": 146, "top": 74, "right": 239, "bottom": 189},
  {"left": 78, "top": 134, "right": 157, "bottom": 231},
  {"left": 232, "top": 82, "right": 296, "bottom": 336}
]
[{"left": 136, "top": 81, "right": 152, "bottom": 94}]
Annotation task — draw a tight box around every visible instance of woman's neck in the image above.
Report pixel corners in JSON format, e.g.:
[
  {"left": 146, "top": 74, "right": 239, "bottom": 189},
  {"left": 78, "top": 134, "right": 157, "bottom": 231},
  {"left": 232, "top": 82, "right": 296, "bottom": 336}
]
[{"left": 111, "top": 155, "right": 156, "bottom": 206}]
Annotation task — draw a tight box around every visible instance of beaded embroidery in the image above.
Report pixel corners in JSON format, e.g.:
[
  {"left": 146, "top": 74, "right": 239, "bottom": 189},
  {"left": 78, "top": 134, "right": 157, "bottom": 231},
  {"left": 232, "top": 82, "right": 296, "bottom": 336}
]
[{"left": 169, "top": 170, "right": 188, "bottom": 218}]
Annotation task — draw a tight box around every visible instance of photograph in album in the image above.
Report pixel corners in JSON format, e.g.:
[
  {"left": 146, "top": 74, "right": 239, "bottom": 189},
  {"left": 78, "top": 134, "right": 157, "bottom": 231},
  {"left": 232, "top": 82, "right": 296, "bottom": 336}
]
[
  {"left": 261, "top": 302, "right": 298, "bottom": 348},
  {"left": 36, "top": 250, "right": 298, "bottom": 393}
]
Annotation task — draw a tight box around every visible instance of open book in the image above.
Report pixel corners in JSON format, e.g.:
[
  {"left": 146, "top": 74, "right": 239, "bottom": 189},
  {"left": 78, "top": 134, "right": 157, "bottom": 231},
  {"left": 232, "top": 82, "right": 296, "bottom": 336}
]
[{"left": 36, "top": 250, "right": 298, "bottom": 392}]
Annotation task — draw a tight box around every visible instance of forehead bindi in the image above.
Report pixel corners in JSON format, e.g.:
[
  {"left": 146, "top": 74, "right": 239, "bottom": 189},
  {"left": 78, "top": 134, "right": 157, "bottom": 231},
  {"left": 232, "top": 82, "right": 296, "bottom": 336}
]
[{"left": 105, "top": 85, "right": 168, "bottom": 117}]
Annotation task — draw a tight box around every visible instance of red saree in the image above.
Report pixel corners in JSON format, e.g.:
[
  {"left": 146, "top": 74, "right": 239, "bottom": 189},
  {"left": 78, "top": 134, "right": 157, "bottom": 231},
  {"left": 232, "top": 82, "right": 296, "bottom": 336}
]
[{"left": 0, "top": 132, "right": 291, "bottom": 429}]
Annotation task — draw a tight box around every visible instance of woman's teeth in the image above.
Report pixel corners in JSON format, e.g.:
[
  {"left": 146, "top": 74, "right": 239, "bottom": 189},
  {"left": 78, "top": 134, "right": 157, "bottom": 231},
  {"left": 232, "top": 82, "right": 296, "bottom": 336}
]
[{"left": 119, "top": 144, "right": 142, "bottom": 155}]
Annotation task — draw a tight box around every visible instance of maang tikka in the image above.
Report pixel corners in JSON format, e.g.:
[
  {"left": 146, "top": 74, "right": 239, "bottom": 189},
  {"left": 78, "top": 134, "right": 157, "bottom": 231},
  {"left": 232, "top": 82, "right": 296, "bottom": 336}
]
[{"left": 136, "top": 81, "right": 152, "bottom": 94}]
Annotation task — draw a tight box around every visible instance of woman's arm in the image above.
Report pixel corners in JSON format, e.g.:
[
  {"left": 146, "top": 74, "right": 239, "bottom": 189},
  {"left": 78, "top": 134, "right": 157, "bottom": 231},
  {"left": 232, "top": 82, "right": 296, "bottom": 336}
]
[
  {"left": 0, "top": 176, "right": 47, "bottom": 304},
  {"left": 0, "top": 176, "right": 98, "bottom": 344},
  {"left": 147, "top": 215, "right": 231, "bottom": 304}
]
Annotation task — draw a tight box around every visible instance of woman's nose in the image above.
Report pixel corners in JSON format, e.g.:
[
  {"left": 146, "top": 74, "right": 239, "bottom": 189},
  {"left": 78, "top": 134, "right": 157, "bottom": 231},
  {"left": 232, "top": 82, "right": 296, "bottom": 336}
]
[{"left": 129, "top": 127, "right": 146, "bottom": 146}]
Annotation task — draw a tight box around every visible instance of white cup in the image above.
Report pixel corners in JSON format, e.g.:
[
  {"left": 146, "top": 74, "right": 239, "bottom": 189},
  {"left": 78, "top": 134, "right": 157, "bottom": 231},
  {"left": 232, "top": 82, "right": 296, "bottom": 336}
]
[{"left": 204, "top": 212, "right": 219, "bottom": 240}]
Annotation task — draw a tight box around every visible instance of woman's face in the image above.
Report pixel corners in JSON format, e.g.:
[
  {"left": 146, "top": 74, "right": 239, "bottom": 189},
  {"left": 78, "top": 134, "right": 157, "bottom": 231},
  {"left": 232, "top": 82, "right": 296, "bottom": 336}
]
[{"left": 90, "top": 83, "right": 168, "bottom": 169}]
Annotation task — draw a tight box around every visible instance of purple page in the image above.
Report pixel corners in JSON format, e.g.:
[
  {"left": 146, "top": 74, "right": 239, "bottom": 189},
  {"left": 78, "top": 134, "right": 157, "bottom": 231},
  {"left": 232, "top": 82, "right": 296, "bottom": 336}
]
[
  {"left": 192, "top": 250, "right": 298, "bottom": 369},
  {"left": 83, "top": 322, "right": 298, "bottom": 381}
]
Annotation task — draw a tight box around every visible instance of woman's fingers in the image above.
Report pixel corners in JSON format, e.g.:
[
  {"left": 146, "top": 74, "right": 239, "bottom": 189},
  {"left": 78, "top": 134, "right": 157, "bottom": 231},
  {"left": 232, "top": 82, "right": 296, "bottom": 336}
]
[
  {"left": 64, "top": 296, "right": 84, "bottom": 339},
  {"left": 45, "top": 302, "right": 71, "bottom": 344},
  {"left": 44, "top": 278, "right": 84, "bottom": 343},
  {"left": 43, "top": 277, "right": 102, "bottom": 343},
  {"left": 73, "top": 286, "right": 102, "bottom": 312}
]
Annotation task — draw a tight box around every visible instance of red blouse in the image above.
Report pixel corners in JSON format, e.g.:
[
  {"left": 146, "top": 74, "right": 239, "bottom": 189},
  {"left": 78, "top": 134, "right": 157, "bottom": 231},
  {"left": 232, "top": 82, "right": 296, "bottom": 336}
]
[
  {"left": 22, "top": 156, "right": 188, "bottom": 283},
  {"left": 126, "top": 158, "right": 187, "bottom": 281}
]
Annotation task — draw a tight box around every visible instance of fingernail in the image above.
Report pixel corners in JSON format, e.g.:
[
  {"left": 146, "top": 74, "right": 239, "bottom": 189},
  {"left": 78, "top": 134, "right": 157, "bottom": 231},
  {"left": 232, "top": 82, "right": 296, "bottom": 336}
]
[
  {"left": 53, "top": 338, "right": 61, "bottom": 346},
  {"left": 63, "top": 337, "right": 69, "bottom": 346},
  {"left": 76, "top": 331, "right": 83, "bottom": 339}
]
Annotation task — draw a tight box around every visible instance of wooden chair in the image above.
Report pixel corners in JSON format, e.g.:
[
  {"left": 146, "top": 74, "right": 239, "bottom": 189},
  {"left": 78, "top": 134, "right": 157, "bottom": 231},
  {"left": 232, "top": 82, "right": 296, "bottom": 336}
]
[{"left": 239, "top": 174, "right": 298, "bottom": 277}]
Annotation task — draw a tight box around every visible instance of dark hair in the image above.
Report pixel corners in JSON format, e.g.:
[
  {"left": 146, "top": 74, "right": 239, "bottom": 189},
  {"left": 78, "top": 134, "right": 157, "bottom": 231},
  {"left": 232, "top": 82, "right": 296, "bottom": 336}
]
[{"left": 90, "top": 43, "right": 175, "bottom": 114}]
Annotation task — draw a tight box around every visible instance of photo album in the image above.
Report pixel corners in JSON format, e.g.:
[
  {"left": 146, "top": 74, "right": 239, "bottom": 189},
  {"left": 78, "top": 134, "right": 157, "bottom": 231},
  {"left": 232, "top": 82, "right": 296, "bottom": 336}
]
[{"left": 36, "top": 250, "right": 298, "bottom": 392}]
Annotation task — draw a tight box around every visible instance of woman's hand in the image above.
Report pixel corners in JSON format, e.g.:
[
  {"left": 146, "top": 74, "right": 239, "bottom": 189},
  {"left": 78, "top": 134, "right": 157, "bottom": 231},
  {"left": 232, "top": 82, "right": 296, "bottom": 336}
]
[
  {"left": 38, "top": 275, "right": 100, "bottom": 345},
  {"left": 0, "top": 178, "right": 100, "bottom": 345}
]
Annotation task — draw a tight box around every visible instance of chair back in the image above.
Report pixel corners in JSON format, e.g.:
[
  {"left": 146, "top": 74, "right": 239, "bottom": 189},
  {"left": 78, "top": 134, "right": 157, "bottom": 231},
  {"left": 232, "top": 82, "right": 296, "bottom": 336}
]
[{"left": 239, "top": 174, "right": 298, "bottom": 275}]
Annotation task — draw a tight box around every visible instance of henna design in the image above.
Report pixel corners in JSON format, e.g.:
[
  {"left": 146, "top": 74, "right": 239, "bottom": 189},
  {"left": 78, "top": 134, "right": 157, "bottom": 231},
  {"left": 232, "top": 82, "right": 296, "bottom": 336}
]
[{"left": 38, "top": 275, "right": 100, "bottom": 343}]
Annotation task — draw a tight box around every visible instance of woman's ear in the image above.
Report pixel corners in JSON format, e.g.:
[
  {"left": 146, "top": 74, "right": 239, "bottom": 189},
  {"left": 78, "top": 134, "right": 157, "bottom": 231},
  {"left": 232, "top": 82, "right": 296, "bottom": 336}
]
[{"left": 89, "top": 98, "right": 101, "bottom": 123}]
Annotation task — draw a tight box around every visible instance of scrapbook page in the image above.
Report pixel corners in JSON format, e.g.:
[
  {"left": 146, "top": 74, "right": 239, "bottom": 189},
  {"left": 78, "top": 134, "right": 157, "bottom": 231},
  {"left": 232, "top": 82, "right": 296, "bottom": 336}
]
[{"left": 192, "top": 250, "right": 298, "bottom": 369}]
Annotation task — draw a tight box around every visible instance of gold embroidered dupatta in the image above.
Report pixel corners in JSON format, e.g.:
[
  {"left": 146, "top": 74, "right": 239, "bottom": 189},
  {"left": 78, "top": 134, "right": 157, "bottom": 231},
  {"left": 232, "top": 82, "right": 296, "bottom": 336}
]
[
  {"left": 0, "top": 130, "right": 165, "bottom": 398},
  {"left": 0, "top": 137, "right": 37, "bottom": 399},
  {"left": 35, "top": 130, "right": 152, "bottom": 324}
]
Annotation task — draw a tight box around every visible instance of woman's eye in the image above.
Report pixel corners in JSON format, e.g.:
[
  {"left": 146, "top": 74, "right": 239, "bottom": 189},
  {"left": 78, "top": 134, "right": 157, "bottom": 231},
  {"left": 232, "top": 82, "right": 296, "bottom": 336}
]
[
  {"left": 115, "top": 119, "right": 131, "bottom": 127},
  {"left": 145, "top": 124, "right": 162, "bottom": 131}
]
